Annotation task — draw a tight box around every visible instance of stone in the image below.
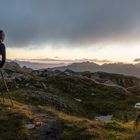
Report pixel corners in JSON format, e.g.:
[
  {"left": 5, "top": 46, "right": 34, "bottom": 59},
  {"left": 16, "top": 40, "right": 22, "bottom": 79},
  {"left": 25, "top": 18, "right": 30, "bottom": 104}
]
[
  {"left": 74, "top": 98, "right": 82, "bottom": 102},
  {"left": 24, "top": 124, "right": 35, "bottom": 129},
  {"left": 95, "top": 115, "right": 112, "bottom": 121}
]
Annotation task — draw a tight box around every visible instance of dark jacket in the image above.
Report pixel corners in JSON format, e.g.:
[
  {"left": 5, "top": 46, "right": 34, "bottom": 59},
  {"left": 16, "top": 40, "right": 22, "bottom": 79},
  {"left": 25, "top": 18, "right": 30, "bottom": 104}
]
[{"left": 0, "top": 42, "right": 6, "bottom": 68}]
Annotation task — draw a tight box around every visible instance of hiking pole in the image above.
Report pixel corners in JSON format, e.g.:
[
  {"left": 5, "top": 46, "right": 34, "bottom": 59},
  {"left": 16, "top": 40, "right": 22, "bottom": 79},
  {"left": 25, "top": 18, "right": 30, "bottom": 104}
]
[
  {"left": 0, "top": 74, "right": 5, "bottom": 104},
  {"left": 0, "top": 70, "right": 13, "bottom": 106}
]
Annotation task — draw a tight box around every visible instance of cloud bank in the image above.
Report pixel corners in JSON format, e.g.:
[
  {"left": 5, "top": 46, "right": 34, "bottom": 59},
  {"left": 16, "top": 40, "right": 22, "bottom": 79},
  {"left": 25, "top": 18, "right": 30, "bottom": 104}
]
[{"left": 0, "top": 0, "right": 140, "bottom": 47}]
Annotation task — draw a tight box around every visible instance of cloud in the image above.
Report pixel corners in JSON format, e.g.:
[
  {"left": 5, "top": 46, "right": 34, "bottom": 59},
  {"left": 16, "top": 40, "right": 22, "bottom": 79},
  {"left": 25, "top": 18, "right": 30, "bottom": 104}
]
[
  {"left": 134, "top": 58, "right": 140, "bottom": 62},
  {"left": 0, "top": 0, "right": 140, "bottom": 47},
  {"left": 18, "top": 58, "right": 112, "bottom": 64}
]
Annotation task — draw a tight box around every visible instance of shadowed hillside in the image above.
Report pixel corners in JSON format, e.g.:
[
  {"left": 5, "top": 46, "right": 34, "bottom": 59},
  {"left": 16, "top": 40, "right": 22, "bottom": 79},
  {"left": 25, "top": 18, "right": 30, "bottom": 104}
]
[{"left": 0, "top": 62, "right": 140, "bottom": 139}]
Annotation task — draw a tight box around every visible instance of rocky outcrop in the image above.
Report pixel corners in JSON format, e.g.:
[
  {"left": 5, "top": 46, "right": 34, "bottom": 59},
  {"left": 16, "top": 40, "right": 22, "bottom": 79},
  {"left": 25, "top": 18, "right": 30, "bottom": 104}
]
[
  {"left": 29, "top": 91, "right": 71, "bottom": 113},
  {"left": 32, "top": 70, "right": 62, "bottom": 77},
  {"left": 4, "top": 61, "right": 21, "bottom": 70},
  {"left": 22, "top": 66, "right": 33, "bottom": 72},
  {"left": 91, "top": 71, "right": 140, "bottom": 88}
]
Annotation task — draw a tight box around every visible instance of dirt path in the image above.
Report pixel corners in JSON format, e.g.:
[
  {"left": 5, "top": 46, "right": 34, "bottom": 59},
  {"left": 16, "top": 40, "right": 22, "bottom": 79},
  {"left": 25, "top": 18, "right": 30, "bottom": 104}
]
[{"left": 24, "top": 105, "right": 63, "bottom": 140}]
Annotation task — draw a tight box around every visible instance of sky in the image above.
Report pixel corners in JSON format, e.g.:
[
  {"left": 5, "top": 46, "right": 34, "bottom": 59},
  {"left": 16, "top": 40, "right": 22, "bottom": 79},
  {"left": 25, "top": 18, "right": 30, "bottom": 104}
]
[{"left": 1, "top": 0, "right": 140, "bottom": 64}]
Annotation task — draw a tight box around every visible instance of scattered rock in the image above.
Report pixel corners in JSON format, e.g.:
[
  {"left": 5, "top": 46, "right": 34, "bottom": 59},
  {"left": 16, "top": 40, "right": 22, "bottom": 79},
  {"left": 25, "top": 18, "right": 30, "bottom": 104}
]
[
  {"left": 74, "top": 98, "right": 82, "bottom": 102},
  {"left": 24, "top": 123, "right": 35, "bottom": 129},
  {"left": 29, "top": 91, "right": 71, "bottom": 113},
  {"left": 95, "top": 115, "right": 112, "bottom": 121}
]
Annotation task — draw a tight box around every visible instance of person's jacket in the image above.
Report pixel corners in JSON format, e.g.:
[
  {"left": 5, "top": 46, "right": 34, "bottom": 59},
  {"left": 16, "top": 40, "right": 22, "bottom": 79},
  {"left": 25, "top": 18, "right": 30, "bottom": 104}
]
[{"left": 0, "top": 42, "right": 6, "bottom": 68}]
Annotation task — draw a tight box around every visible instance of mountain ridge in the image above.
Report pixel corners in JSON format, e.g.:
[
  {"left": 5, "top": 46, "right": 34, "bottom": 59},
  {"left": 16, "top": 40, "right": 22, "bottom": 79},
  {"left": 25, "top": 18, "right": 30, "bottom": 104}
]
[{"left": 48, "top": 61, "right": 140, "bottom": 78}]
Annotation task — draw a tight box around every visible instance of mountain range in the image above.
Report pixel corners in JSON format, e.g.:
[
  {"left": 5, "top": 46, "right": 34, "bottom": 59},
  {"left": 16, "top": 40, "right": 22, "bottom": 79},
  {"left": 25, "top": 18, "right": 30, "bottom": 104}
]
[
  {"left": 49, "top": 61, "right": 140, "bottom": 78},
  {"left": 13, "top": 60, "right": 140, "bottom": 78}
]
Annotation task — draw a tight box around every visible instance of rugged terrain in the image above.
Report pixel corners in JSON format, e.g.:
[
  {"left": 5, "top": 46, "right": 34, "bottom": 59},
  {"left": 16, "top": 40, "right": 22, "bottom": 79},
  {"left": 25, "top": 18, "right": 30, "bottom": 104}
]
[{"left": 1, "top": 62, "right": 140, "bottom": 140}]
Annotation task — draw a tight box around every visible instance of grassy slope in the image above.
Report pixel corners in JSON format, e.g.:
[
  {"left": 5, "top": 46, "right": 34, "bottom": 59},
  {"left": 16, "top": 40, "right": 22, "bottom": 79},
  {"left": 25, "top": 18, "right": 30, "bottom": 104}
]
[
  {"left": 7, "top": 74, "right": 140, "bottom": 119},
  {"left": 0, "top": 99, "right": 35, "bottom": 140},
  {"left": 0, "top": 93, "right": 140, "bottom": 140},
  {"left": 38, "top": 105, "right": 140, "bottom": 140},
  {"left": 1, "top": 70, "right": 140, "bottom": 139}
]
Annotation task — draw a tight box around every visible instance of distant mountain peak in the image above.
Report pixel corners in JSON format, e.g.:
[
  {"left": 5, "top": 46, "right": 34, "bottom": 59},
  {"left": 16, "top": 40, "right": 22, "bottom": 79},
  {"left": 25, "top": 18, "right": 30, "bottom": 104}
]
[{"left": 50, "top": 62, "right": 140, "bottom": 78}]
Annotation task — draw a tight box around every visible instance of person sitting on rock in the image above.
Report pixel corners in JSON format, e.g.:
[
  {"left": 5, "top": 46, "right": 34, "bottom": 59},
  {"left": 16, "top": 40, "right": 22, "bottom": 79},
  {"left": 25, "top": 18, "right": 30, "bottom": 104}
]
[{"left": 0, "top": 30, "right": 6, "bottom": 68}]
